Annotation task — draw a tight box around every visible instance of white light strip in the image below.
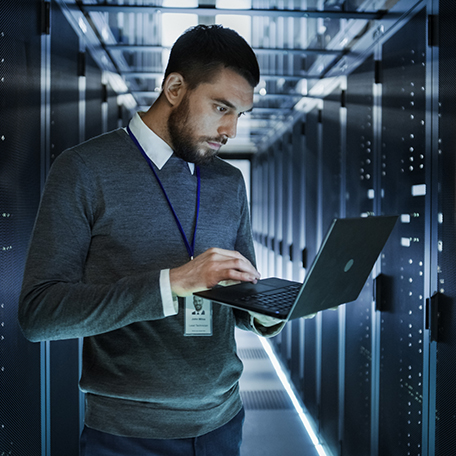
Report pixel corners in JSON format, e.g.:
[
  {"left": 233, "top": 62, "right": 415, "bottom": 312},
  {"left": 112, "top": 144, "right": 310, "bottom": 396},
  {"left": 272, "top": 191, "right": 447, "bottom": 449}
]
[{"left": 259, "top": 337, "right": 329, "bottom": 456}]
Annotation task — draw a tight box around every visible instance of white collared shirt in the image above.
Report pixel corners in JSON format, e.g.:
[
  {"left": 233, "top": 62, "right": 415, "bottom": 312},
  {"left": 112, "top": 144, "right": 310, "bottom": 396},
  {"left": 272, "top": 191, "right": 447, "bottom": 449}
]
[{"left": 128, "top": 112, "right": 195, "bottom": 174}]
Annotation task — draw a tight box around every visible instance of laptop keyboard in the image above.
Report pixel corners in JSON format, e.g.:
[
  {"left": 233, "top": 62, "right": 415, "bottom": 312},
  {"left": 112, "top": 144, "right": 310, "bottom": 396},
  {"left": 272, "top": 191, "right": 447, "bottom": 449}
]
[{"left": 234, "top": 284, "right": 301, "bottom": 311}]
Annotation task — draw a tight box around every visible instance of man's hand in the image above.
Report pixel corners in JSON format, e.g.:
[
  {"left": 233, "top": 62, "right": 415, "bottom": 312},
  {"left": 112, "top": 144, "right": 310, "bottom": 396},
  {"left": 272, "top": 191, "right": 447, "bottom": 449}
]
[{"left": 169, "top": 248, "right": 260, "bottom": 297}]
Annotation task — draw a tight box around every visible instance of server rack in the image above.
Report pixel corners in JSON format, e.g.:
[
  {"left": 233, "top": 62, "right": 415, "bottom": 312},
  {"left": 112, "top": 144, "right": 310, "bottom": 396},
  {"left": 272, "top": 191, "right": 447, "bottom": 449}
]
[
  {"left": 252, "top": 1, "right": 455, "bottom": 455},
  {"left": 0, "top": 1, "right": 118, "bottom": 454},
  {"left": 0, "top": 3, "right": 42, "bottom": 454}
]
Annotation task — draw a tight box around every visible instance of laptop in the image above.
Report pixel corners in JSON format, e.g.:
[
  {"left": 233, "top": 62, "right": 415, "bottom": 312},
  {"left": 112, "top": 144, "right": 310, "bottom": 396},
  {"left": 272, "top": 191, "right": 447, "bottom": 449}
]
[{"left": 194, "top": 215, "right": 398, "bottom": 321}]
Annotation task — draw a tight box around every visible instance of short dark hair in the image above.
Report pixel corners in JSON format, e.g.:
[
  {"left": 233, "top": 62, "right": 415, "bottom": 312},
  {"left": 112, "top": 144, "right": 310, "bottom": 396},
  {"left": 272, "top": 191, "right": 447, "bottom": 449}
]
[{"left": 164, "top": 24, "right": 260, "bottom": 89}]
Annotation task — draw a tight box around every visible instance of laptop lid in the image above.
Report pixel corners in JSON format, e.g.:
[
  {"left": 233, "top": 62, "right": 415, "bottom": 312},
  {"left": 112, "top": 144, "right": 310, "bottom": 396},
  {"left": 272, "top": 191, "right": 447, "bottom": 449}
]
[
  {"left": 288, "top": 215, "right": 397, "bottom": 319},
  {"left": 194, "top": 215, "right": 398, "bottom": 320}
]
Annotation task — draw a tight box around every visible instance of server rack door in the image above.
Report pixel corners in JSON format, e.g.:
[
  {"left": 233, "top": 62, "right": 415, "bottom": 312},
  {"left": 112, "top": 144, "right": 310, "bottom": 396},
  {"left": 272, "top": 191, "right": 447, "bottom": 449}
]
[
  {"left": 435, "top": 0, "right": 456, "bottom": 453},
  {"left": 291, "top": 120, "right": 306, "bottom": 284},
  {"left": 267, "top": 147, "right": 276, "bottom": 278},
  {"left": 261, "top": 154, "right": 270, "bottom": 276},
  {"left": 253, "top": 154, "right": 267, "bottom": 274},
  {"left": 271, "top": 141, "right": 285, "bottom": 358},
  {"left": 379, "top": 10, "right": 427, "bottom": 456},
  {"left": 50, "top": 3, "right": 80, "bottom": 164},
  {"left": 279, "top": 135, "right": 293, "bottom": 367},
  {"left": 290, "top": 121, "right": 306, "bottom": 393},
  {"left": 344, "top": 56, "right": 376, "bottom": 456},
  {"left": 282, "top": 132, "right": 293, "bottom": 281},
  {"left": 0, "top": 1, "right": 42, "bottom": 454},
  {"left": 273, "top": 142, "right": 283, "bottom": 280},
  {"left": 320, "top": 90, "right": 343, "bottom": 455},
  {"left": 48, "top": 4, "right": 83, "bottom": 455},
  {"left": 302, "top": 108, "right": 320, "bottom": 420}
]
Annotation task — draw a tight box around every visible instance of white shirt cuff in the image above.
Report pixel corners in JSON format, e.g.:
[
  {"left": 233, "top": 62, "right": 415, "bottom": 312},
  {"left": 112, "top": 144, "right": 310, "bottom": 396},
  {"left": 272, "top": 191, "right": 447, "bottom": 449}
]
[
  {"left": 160, "top": 269, "right": 178, "bottom": 316},
  {"left": 249, "top": 312, "right": 286, "bottom": 337}
]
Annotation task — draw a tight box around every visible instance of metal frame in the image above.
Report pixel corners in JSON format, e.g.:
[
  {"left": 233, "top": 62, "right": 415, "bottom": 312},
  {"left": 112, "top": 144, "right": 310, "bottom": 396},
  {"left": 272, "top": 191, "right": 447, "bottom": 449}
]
[
  {"left": 423, "top": 0, "right": 439, "bottom": 453},
  {"left": 76, "top": 4, "right": 386, "bottom": 21},
  {"left": 40, "top": 2, "right": 52, "bottom": 454},
  {"left": 106, "top": 43, "right": 344, "bottom": 56}
]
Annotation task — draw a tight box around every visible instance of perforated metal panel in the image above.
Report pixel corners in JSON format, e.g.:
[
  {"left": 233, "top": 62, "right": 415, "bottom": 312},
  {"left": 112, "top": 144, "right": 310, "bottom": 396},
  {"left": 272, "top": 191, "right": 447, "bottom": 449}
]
[
  {"left": 346, "top": 57, "right": 376, "bottom": 219},
  {"left": 343, "top": 56, "right": 376, "bottom": 456},
  {"left": 0, "top": 1, "right": 42, "bottom": 454},
  {"left": 48, "top": 4, "right": 82, "bottom": 455},
  {"left": 435, "top": 0, "right": 456, "bottom": 453},
  {"left": 289, "top": 122, "right": 306, "bottom": 392},
  {"left": 379, "top": 10, "right": 427, "bottom": 456}
]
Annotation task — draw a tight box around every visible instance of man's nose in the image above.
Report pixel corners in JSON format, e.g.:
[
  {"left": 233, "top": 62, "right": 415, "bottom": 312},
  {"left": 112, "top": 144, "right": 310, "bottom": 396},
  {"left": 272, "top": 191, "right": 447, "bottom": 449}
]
[{"left": 218, "top": 115, "right": 238, "bottom": 139}]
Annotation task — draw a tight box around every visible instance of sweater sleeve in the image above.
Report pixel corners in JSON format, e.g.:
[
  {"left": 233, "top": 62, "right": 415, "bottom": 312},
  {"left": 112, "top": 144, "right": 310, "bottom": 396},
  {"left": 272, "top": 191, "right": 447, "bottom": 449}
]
[{"left": 18, "top": 150, "right": 167, "bottom": 342}]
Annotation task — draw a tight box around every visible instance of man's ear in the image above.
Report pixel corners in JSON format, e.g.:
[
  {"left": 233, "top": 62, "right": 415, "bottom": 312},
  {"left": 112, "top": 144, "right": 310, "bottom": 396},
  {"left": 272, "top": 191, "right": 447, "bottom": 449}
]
[{"left": 162, "top": 72, "right": 187, "bottom": 107}]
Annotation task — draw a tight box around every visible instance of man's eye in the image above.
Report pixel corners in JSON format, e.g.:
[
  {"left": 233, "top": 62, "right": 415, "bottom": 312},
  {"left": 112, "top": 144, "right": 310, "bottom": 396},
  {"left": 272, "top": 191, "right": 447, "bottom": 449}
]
[{"left": 216, "top": 105, "right": 227, "bottom": 113}]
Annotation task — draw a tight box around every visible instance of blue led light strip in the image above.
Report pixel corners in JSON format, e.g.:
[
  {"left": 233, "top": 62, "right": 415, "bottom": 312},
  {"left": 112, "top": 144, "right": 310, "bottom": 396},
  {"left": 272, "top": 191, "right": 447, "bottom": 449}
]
[{"left": 259, "top": 337, "right": 330, "bottom": 456}]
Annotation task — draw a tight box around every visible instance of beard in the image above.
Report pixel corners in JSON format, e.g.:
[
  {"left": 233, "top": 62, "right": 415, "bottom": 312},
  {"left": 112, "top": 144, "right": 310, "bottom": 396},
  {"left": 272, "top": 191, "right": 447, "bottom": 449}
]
[{"left": 167, "top": 94, "right": 227, "bottom": 166}]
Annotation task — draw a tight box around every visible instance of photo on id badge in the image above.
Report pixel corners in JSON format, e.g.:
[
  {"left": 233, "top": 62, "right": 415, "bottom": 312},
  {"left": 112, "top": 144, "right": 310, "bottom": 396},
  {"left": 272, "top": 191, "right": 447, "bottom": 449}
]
[{"left": 184, "top": 296, "right": 212, "bottom": 336}]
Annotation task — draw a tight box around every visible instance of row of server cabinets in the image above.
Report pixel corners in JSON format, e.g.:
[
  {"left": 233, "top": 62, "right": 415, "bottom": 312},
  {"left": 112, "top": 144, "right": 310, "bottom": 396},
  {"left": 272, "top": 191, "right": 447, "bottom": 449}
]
[
  {"left": 1, "top": 0, "right": 455, "bottom": 456},
  {"left": 250, "top": 1, "right": 456, "bottom": 455},
  {"left": 1, "top": 1, "right": 121, "bottom": 455}
]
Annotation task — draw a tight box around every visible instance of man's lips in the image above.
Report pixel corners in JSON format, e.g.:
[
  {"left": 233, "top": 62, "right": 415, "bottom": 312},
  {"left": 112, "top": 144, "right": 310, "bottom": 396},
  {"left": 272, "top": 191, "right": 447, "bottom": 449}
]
[{"left": 206, "top": 141, "right": 223, "bottom": 150}]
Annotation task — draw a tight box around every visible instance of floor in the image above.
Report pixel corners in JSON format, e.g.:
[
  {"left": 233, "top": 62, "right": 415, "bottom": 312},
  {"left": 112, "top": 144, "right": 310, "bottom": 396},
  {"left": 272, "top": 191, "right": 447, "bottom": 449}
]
[{"left": 236, "top": 329, "right": 323, "bottom": 456}]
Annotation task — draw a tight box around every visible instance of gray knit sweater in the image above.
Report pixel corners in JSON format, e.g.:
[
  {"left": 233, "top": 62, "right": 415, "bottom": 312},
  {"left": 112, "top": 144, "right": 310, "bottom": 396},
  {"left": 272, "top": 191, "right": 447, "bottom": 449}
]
[{"left": 19, "top": 128, "right": 257, "bottom": 439}]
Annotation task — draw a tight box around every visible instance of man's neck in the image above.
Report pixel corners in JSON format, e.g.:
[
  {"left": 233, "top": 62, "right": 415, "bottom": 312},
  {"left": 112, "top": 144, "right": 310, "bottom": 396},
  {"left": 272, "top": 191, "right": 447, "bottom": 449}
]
[{"left": 140, "top": 97, "right": 172, "bottom": 148}]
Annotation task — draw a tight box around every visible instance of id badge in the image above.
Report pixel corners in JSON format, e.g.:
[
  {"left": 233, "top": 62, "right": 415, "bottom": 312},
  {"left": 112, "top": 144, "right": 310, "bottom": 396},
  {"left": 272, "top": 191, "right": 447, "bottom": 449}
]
[{"left": 184, "top": 296, "right": 212, "bottom": 336}]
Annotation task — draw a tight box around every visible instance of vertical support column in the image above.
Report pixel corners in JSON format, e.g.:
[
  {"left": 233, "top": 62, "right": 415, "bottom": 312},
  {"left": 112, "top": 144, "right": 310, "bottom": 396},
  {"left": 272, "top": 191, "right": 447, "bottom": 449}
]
[
  {"left": 338, "top": 80, "right": 348, "bottom": 454},
  {"left": 315, "top": 104, "right": 323, "bottom": 433},
  {"left": 274, "top": 142, "right": 283, "bottom": 278},
  {"left": 267, "top": 147, "right": 275, "bottom": 278},
  {"left": 423, "top": 1, "right": 440, "bottom": 454},
  {"left": 371, "top": 45, "right": 383, "bottom": 456},
  {"left": 40, "top": 3, "right": 52, "bottom": 454}
]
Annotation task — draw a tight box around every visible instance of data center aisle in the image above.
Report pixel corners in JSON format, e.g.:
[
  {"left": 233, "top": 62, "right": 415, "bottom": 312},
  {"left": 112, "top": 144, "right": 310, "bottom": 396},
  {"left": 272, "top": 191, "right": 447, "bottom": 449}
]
[{"left": 237, "top": 329, "right": 321, "bottom": 456}]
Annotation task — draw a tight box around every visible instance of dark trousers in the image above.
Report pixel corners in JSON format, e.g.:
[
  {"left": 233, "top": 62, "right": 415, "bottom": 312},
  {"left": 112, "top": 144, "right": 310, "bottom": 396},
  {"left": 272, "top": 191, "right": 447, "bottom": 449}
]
[{"left": 79, "top": 408, "right": 245, "bottom": 456}]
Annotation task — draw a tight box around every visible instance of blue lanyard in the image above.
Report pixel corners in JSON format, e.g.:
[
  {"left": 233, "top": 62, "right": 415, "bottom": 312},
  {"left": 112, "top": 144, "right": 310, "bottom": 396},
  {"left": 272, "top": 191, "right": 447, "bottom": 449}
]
[{"left": 127, "top": 125, "right": 201, "bottom": 260}]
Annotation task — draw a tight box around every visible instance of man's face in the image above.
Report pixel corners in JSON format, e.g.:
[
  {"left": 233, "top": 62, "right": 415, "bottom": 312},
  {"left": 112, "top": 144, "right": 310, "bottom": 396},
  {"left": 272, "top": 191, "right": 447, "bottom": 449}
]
[{"left": 167, "top": 68, "right": 254, "bottom": 165}]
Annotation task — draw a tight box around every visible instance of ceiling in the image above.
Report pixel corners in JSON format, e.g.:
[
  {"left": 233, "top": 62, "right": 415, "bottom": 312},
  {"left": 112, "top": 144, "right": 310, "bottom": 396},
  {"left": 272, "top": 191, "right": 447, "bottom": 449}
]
[{"left": 62, "top": 0, "right": 397, "bottom": 154}]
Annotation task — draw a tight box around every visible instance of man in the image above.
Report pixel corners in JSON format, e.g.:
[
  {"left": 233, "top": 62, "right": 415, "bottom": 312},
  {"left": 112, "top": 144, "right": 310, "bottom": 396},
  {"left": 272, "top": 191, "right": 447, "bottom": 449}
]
[{"left": 19, "top": 25, "right": 284, "bottom": 455}]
